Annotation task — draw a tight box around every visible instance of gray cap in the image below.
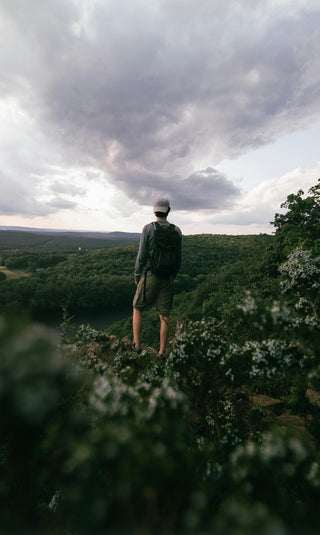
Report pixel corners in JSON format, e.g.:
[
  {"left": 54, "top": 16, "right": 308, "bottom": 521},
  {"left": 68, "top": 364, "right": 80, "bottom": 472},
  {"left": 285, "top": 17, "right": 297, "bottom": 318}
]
[{"left": 153, "top": 198, "right": 170, "bottom": 213}]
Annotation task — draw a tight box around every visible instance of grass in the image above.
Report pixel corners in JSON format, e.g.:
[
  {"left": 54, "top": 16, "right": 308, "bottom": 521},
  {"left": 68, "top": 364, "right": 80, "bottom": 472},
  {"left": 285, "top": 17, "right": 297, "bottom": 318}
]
[{"left": 0, "top": 266, "right": 30, "bottom": 279}]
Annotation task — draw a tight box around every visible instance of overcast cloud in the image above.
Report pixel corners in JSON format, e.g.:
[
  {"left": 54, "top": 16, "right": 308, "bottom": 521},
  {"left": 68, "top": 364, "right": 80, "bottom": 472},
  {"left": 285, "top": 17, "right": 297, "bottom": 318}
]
[{"left": 1, "top": 0, "right": 320, "bottom": 230}]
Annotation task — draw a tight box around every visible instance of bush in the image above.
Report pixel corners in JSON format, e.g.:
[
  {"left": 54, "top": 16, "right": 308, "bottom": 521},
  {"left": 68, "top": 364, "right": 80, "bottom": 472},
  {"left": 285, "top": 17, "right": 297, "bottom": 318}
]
[
  {"left": 2, "top": 279, "right": 320, "bottom": 534},
  {"left": 0, "top": 315, "right": 91, "bottom": 532}
]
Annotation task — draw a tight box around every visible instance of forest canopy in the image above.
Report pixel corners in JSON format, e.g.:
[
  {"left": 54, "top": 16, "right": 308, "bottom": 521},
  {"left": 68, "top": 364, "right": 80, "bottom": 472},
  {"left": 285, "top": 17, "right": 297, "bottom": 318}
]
[{"left": 0, "top": 232, "right": 273, "bottom": 321}]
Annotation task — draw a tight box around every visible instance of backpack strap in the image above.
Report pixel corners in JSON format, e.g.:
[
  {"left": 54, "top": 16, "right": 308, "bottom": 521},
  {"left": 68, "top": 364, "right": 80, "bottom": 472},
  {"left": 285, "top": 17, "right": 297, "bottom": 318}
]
[
  {"left": 152, "top": 221, "right": 175, "bottom": 231},
  {"left": 143, "top": 270, "right": 148, "bottom": 304}
]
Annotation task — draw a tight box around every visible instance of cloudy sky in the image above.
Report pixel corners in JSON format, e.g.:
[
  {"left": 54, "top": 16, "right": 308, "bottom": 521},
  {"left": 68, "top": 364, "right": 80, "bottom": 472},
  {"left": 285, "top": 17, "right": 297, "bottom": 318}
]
[{"left": 1, "top": 0, "right": 320, "bottom": 235}]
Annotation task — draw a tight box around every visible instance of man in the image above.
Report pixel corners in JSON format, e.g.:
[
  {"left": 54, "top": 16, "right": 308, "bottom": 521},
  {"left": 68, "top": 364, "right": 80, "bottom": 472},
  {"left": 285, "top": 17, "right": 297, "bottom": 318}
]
[{"left": 132, "top": 198, "right": 182, "bottom": 356}]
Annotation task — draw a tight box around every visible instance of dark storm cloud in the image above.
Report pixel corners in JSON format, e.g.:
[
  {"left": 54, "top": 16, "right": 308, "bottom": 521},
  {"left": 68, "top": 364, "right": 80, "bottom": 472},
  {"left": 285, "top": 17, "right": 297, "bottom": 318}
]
[
  {"left": 1, "top": 0, "right": 320, "bottom": 214},
  {"left": 50, "top": 181, "right": 86, "bottom": 196},
  {"left": 47, "top": 197, "right": 77, "bottom": 210},
  {"left": 116, "top": 167, "right": 240, "bottom": 210},
  {"left": 173, "top": 169, "right": 241, "bottom": 210}
]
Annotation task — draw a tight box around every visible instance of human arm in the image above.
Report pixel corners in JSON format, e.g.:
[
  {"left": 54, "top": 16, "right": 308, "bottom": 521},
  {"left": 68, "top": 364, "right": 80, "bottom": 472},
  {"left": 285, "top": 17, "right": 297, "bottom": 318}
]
[
  {"left": 134, "top": 225, "right": 150, "bottom": 283},
  {"left": 173, "top": 228, "right": 182, "bottom": 277}
]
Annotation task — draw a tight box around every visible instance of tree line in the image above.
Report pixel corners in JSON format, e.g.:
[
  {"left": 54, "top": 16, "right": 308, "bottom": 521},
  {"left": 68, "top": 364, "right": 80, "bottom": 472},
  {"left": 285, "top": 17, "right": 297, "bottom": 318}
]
[{"left": 0, "top": 233, "right": 273, "bottom": 320}]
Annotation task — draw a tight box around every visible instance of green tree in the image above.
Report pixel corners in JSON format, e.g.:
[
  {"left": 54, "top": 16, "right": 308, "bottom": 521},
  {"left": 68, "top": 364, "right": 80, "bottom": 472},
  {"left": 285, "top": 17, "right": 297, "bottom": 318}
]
[{"left": 271, "top": 179, "right": 320, "bottom": 257}]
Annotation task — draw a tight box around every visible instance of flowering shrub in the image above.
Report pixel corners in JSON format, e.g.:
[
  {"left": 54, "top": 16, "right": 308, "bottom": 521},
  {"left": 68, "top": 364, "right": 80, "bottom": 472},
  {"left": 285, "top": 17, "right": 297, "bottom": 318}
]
[
  {"left": 167, "top": 318, "right": 227, "bottom": 393},
  {"left": 279, "top": 247, "right": 320, "bottom": 323},
  {"left": 75, "top": 323, "right": 110, "bottom": 345},
  {"left": 237, "top": 290, "right": 298, "bottom": 339},
  {"left": 217, "top": 430, "right": 320, "bottom": 534},
  {"left": 166, "top": 320, "right": 255, "bottom": 453},
  {"left": 280, "top": 247, "right": 320, "bottom": 291},
  {"left": 206, "top": 399, "right": 244, "bottom": 450},
  {"left": 2, "top": 293, "right": 320, "bottom": 533},
  {"left": 52, "top": 368, "right": 199, "bottom": 533},
  {"left": 168, "top": 315, "right": 301, "bottom": 399},
  {"left": 222, "top": 338, "right": 298, "bottom": 395}
]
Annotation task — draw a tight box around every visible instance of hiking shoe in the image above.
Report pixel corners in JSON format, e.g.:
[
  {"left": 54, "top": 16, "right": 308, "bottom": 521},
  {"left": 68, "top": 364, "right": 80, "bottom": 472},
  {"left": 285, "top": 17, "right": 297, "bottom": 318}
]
[{"left": 132, "top": 342, "right": 141, "bottom": 355}]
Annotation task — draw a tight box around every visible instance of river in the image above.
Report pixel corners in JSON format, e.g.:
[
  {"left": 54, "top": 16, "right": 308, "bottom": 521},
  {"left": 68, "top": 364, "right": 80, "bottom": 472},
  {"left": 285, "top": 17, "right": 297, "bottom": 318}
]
[{"left": 35, "top": 307, "right": 132, "bottom": 337}]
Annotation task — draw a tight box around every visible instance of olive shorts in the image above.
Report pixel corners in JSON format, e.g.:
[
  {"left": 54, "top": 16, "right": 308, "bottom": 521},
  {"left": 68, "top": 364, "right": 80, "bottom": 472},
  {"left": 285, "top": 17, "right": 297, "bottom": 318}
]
[{"left": 133, "top": 273, "right": 174, "bottom": 317}]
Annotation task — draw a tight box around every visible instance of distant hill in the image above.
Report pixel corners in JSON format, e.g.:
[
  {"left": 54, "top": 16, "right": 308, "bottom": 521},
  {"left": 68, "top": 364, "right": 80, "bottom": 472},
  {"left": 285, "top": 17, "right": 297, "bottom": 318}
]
[{"left": 0, "top": 227, "right": 141, "bottom": 250}]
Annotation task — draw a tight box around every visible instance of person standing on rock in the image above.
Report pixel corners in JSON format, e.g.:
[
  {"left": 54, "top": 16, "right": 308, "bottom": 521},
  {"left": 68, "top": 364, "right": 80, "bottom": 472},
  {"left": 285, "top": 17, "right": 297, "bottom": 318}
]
[{"left": 132, "top": 198, "right": 182, "bottom": 357}]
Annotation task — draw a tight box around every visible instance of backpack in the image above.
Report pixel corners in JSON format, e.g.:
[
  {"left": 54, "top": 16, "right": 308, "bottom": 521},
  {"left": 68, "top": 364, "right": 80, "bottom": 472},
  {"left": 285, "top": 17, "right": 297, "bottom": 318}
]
[{"left": 149, "top": 222, "right": 181, "bottom": 278}]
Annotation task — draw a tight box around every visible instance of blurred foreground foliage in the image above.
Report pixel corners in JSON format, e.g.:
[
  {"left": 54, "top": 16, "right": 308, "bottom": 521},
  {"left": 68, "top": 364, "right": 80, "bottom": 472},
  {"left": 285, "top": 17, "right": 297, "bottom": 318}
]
[
  {"left": 1, "top": 181, "right": 320, "bottom": 534},
  {"left": 1, "top": 299, "right": 320, "bottom": 534}
]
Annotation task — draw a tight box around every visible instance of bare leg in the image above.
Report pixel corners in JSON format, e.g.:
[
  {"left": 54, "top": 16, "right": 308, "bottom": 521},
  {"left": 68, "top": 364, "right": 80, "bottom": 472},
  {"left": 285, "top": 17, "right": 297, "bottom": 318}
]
[
  {"left": 159, "top": 315, "right": 170, "bottom": 355},
  {"left": 133, "top": 308, "right": 143, "bottom": 349}
]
